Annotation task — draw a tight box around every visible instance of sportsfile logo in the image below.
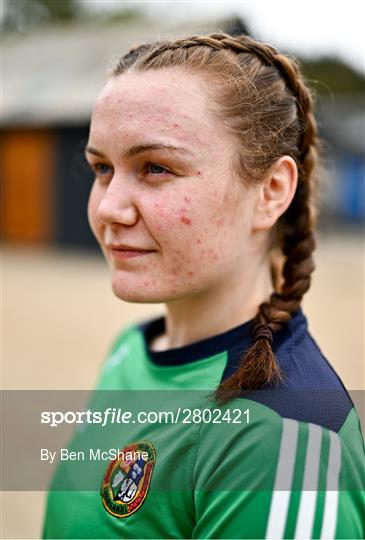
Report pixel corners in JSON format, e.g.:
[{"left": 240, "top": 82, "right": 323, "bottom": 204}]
[
  {"left": 41, "top": 407, "right": 250, "bottom": 427},
  {"left": 41, "top": 408, "right": 137, "bottom": 428}
]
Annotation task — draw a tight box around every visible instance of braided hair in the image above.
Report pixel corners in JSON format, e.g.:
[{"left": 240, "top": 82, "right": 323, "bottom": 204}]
[{"left": 112, "top": 32, "right": 320, "bottom": 403}]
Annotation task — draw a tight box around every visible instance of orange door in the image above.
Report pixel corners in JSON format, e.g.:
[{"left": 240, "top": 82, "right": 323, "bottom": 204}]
[{"left": 1, "top": 129, "right": 55, "bottom": 243}]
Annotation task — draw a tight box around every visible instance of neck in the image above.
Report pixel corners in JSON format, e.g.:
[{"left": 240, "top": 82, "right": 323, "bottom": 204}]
[{"left": 156, "top": 262, "right": 273, "bottom": 350}]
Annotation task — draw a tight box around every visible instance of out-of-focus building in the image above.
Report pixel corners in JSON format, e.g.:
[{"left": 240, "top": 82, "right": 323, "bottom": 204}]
[
  {"left": 2, "top": 15, "right": 364, "bottom": 248},
  {"left": 317, "top": 95, "right": 365, "bottom": 223}
]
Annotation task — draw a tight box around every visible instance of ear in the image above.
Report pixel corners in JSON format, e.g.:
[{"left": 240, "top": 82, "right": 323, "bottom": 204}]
[{"left": 251, "top": 156, "right": 298, "bottom": 232}]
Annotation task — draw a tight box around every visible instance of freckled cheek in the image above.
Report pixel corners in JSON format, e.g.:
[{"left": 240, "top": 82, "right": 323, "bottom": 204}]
[
  {"left": 168, "top": 236, "right": 221, "bottom": 279},
  {"left": 149, "top": 200, "right": 197, "bottom": 234},
  {"left": 146, "top": 200, "right": 225, "bottom": 271}
]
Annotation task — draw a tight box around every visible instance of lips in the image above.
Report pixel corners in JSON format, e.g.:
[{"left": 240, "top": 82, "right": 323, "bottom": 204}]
[
  {"left": 106, "top": 244, "right": 156, "bottom": 259},
  {"left": 106, "top": 244, "right": 154, "bottom": 252}
]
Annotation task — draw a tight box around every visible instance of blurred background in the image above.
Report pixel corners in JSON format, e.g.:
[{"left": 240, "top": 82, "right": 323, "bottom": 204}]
[{"left": 2, "top": 0, "right": 364, "bottom": 537}]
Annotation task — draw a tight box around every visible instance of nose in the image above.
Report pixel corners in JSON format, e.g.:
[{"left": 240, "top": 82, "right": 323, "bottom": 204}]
[{"left": 96, "top": 175, "right": 139, "bottom": 227}]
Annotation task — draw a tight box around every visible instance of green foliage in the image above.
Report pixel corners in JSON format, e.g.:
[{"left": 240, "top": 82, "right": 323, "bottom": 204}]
[
  {"left": 300, "top": 57, "right": 365, "bottom": 95},
  {"left": 32, "top": 0, "right": 77, "bottom": 20},
  {"left": 2, "top": 0, "right": 143, "bottom": 32},
  {"left": 3, "top": 0, "right": 79, "bottom": 31}
]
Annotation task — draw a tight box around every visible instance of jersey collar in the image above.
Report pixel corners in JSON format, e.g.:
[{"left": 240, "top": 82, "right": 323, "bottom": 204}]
[
  {"left": 140, "top": 317, "right": 252, "bottom": 366},
  {"left": 140, "top": 308, "right": 305, "bottom": 366}
]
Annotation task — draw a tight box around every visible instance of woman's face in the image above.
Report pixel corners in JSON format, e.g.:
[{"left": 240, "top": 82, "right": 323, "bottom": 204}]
[{"left": 86, "top": 68, "right": 259, "bottom": 303}]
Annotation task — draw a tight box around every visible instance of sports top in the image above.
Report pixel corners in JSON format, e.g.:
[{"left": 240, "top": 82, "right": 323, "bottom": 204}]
[{"left": 43, "top": 307, "right": 365, "bottom": 539}]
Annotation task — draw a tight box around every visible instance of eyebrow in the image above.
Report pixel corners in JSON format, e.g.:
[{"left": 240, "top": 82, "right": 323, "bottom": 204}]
[{"left": 84, "top": 143, "right": 193, "bottom": 159}]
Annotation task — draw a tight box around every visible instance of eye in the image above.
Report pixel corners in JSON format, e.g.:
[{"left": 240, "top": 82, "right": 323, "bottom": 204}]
[
  {"left": 92, "top": 162, "right": 113, "bottom": 176},
  {"left": 145, "top": 162, "right": 172, "bottom": 176}
]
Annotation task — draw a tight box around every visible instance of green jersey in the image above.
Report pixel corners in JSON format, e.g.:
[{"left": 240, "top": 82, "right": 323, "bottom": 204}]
[{"left": 43, "top": 308, "right": 365, "bottom": 538}]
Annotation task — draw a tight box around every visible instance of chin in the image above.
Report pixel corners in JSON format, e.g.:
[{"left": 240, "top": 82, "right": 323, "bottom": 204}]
[
  {"left": 109, "top": 270, "right": 201, "bottom": 304},
  {"left": 110, "top": 278, "right": 168, "bottom": 304}
]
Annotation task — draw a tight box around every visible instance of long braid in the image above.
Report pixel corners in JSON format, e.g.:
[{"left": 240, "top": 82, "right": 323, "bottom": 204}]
[
  {"left": 113, "top": 32, "right": 320, "bottom": 403},
  {"left": 211, "top": 35, "right": 319, "bottom": 402}
]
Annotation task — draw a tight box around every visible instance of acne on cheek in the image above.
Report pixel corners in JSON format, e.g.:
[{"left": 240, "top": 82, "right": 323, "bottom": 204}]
[
  {"left": 153, "top": 202, "right": 168, "bottom": 230},
  {"left": 205, "top": 248, "right": 219, "bottom": 262},
  {"left": 153, "top": 204, "right": 191, "bottom": 226},
  {"left": 179, "top": 206, "right": 192, "bottom": 225},
  {"left": 154, "top": 202, "right": 166, "bottom": 215},
  {"left": 153, "top": 199, "right": 194, "bottom": 227},
  {"left": 180, "top": 216, "right": 192, "bottom": 225}
]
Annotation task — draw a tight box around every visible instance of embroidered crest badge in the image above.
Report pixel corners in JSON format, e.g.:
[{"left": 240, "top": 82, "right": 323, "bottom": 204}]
[{"left": 101, "top": 441, "right": 156, "bottom": 518}]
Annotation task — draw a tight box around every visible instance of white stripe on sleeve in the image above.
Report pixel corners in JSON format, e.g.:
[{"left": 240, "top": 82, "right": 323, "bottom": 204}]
[
  {"left": 320, "top": 431, "right": 342, "bottom": 540},
  {"left": 265, "top": 418, "right": 299, "bottom": 539},
  {"left": 294, "top": 423, "right": 323, "bottom": 539}
]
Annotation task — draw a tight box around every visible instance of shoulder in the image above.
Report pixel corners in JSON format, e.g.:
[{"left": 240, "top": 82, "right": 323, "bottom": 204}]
[
  {"left": 224, "top": 308, "right": 354, "bottom": 432},
  {"left": 193, "top": 396, "right": 364, "bottom": 539},
  {"left": 194, "top": 393, "right": 364, "bottom": 499}
]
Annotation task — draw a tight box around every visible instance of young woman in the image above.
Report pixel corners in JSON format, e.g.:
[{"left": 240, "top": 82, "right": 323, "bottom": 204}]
[{"left": 43, "top": 33, "right": 364, "bottom": 539}]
